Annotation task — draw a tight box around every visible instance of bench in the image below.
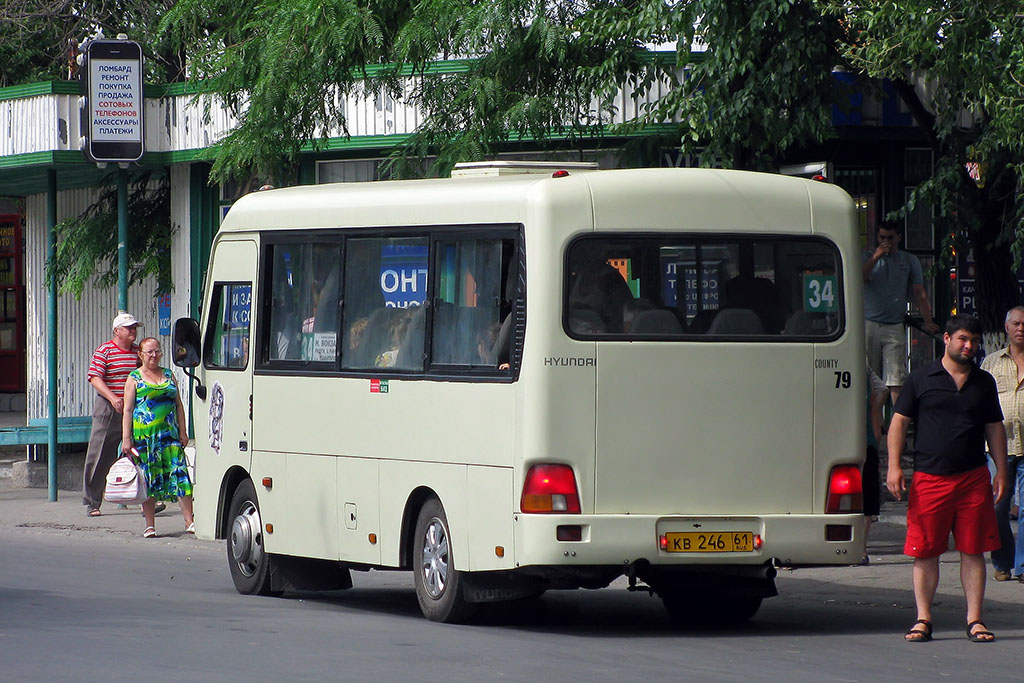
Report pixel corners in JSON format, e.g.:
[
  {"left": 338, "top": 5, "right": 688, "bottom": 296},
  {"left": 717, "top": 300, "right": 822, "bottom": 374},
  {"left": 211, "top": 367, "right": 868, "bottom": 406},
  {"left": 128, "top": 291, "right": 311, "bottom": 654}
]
[{"left": 0, "top": 416, "right": 93, "bottom": 446}]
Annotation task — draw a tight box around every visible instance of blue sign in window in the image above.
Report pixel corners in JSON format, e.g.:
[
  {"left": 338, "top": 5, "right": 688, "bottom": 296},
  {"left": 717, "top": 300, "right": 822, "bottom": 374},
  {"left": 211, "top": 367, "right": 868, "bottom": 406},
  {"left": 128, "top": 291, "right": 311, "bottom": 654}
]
[
  {"left": 380, "top": 244, "right": 428, "bottom": 308},
  {"left": 661, "top": 258, "right": 721, "bottom": 318}
]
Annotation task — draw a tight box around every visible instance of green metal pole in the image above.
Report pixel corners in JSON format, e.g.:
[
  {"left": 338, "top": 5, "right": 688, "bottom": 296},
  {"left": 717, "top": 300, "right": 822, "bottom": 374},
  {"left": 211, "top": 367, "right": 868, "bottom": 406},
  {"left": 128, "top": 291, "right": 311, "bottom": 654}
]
[
  {"left": 46, "top": 170, "right": 58, "bottom": 502},
  {"left": 117, "top": 166, "right": 128, "bottom": 311}
]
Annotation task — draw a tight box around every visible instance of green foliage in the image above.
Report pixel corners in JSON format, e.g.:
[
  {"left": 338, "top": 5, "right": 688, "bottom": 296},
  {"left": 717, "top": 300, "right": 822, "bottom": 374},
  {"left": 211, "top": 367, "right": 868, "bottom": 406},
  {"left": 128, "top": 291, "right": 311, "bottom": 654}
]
[
  {"left": 0, "top": 1, "right": 187, "bottom": 85},
  {"left": 0, "top": 14, "right": 72, "bottom": 86},
  {"left": 651, "top": 0, "right": 848, "bottom": 170},
  {"left": 159, "top": 0, "right": 416, "bottom": 183},
  {"left": 826, "top": 1, "right": 1024, "bottom": 328},
  {"left": 387, "top": 1, "right": 671, "bottom": 177},
  {"left": 159, "top": 0, "right": 674, "bottom": 181},
  {"left": 47, "top": 172, "right": 175, "bottom": 299}
]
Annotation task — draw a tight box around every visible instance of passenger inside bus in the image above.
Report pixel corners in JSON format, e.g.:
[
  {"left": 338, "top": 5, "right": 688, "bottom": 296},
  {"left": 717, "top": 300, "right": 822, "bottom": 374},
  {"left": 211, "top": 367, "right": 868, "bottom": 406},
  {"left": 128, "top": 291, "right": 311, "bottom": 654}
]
[
  {"left": 271, "top": 249, "right": 300, "bottom": 359},
  {"left": 349, "top": 307, "right": 400, "bottom": 367},
  {"left": 706, "top": 307, "right": 765, "bottom": 335},
  {"left": 475, "top": 321, "right": 501, "bottom": 364},
  {"left": 630, "top": 307, "right": 686, "bottom": 335},
  {"left": 374, "top": 308, "right": 414, "bottom": 368},
  {"left": 622, "top": 297, "right": 656, "bottom": 333},
  {"left": 567, "top": 248, "right": 633, "bottom": 333},
  {"left": 490, "top": 249, "right": 517, "bottom": 368},
  {"left": 397, "top": 305, "right": 426, "bottom": 368},
  {"left": 723, "top": 244, "right": 784, "bottom": 334},
  {"left": 437, "top": 306, "right": 497, "bottom": 366},
  {"left": 347, "top": 316, "right": 369, "bottom": 355}
]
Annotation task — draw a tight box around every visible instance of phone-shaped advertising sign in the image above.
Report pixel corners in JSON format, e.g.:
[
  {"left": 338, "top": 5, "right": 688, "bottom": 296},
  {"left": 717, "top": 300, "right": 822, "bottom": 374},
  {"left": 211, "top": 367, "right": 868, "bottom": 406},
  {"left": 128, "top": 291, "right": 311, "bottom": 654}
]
[{"left": 86, "top": 40, "right": 144, "bottom": 163}]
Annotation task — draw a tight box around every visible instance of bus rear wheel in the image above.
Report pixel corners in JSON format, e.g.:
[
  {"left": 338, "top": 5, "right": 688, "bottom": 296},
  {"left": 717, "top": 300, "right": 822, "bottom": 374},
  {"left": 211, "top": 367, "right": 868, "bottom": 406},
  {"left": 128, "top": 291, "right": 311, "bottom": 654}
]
[
  {"left": 413, "top": 498, "right": 476, "bottom": 623},
  {"left": 227, "top": 479, "right": 280, "bottom": 596}
]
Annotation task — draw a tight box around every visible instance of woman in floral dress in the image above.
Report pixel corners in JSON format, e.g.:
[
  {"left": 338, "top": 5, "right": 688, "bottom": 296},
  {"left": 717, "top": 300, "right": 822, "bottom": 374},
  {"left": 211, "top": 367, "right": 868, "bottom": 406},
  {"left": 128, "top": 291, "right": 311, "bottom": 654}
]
[{"left": 121, "top": 337, "right": 195, "bottom": 537}]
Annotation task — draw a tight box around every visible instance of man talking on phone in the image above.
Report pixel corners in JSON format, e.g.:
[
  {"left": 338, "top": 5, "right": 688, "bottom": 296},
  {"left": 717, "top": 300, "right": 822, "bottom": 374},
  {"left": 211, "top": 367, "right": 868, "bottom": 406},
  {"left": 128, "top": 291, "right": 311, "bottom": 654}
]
[{"left": 863, "top": 221, "right": 939, "bottom": 405}]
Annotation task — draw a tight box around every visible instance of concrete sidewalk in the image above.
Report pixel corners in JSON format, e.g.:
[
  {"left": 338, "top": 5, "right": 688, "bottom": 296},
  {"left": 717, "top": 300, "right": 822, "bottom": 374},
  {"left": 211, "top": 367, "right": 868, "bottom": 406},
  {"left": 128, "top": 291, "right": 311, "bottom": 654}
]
[{"left": 0, "top": 478, "right": 208, "bottom": 546}]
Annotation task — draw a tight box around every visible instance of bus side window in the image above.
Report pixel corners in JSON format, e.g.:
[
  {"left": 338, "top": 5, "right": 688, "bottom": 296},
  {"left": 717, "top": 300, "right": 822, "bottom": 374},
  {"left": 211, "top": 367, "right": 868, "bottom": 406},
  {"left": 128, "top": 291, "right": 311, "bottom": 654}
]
[
  {"left": 341, "top": 236, "right": 428, "bottom": 371},
  {"left": 267, "top": 243, "right": 341, "bottom": 363},
  {"left": 268, "top": 246, "right": 299, "bottom": 360},
  {"left": 433, "top": 238, "right": 504, "bottom": 368},
  {"left": 205, "top": 282, "right": 251, "bottom": 370}
]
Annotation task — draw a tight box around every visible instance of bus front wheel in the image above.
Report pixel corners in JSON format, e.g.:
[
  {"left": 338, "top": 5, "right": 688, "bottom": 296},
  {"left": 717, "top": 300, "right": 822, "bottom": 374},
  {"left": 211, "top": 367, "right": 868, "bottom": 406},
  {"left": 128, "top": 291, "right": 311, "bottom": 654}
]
[
  {"left": 227, "top": 479, "right": 280, "bottom": 596},
  {"left": 413, "top": 498, "right": 477, "bottom": 623}
]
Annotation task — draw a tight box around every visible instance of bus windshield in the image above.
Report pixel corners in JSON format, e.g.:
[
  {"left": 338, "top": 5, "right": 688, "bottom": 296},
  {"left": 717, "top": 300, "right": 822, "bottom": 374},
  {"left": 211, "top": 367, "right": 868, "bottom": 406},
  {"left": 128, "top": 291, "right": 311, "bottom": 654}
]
[{"left": 565, "top": 235, "right": 843, "bottom": 339}]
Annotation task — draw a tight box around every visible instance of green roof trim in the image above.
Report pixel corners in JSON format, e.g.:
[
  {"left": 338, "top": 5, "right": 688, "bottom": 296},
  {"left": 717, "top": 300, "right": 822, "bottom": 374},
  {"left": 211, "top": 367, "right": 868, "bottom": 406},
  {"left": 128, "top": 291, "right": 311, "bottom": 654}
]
[
  {"left": 0, "top": 80, "right": 81, "bottom": 100},
  {"left": 2, "top": 51, "right": 686, "bottom": 101},
  {"left": 142, "top": 149, "right": 210, "bottom": 164},
  {"left": 0, "top": 150, "right": 87, "bottom": 169},
  {"left": 303, "top": 134, "right": 413, "bottom": 152},
  {"left": 145, "top": 81, "right": 215, "bottom": 97},
  {"left": 0, "top": 119, "right": 683, "bottom": 173}
]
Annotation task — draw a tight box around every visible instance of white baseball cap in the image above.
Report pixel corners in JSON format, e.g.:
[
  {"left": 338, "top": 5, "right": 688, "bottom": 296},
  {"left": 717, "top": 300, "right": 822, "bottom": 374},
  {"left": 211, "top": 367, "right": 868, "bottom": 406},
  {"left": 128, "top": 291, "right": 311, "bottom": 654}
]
[{"left": 112, "top": 312, "right": 142, "bottom": 330}]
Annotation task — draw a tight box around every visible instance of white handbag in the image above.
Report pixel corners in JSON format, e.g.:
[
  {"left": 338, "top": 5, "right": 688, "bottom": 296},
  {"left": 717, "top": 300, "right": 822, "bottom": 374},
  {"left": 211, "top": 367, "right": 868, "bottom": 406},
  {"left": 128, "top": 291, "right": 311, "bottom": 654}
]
[
  {"left": 183, "top": 445, "right": 196, "bottom": 484},
  {"left": 103, "top": 455, "right": 149, "bottom": 505}
]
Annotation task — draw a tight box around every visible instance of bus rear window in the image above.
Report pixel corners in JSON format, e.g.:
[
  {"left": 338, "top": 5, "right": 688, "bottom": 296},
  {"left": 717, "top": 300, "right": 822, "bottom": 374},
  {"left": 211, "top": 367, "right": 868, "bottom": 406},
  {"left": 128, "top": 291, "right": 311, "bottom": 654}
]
[{"left": 565, "top": 236, "right": 842, "bottom": 340}]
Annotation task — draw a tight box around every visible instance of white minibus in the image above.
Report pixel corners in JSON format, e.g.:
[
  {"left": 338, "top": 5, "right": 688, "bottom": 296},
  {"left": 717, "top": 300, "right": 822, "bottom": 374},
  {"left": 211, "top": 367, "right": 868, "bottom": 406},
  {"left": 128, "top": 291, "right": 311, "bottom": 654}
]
[{"left": 173, "top": 162, "right": 867, "bottom": 623}]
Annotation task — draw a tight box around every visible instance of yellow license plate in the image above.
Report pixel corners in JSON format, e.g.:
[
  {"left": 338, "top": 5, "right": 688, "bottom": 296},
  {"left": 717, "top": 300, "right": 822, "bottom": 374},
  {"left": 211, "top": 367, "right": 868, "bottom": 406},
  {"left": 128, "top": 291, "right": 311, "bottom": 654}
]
[{"left": 664, "top": 531, "right": 754, "bottom": 553}]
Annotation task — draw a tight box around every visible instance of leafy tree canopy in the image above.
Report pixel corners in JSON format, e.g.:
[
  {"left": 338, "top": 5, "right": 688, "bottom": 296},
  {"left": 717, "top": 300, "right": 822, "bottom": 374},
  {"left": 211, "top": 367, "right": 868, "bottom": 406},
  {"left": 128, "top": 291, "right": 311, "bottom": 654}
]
[
  {"left": 11, "top": 0, "right": 1016, "bottom": 329},
  {"left": 0, "top": 0, "right": 186, "bottom": 85},
  {"left": 159, "top": 0, "right": 853, "bottom": 181},
  {"left": 824, "top": 0, "right": 1024, "bottom": 329},
  {"left": 158, "top": 0, "right": 673, "bottom": 182}
]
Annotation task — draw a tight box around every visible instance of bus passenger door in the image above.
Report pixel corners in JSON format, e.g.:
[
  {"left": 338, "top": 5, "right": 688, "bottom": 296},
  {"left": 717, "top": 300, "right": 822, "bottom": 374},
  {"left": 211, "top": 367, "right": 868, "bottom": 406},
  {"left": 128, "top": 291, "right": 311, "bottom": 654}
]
[{"left": 195, "top": 239, "right": 256, "bottom": 538}]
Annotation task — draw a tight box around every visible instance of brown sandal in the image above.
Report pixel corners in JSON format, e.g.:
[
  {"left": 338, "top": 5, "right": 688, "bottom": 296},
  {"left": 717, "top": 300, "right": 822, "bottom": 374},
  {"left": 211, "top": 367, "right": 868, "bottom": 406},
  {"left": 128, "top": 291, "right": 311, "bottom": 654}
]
[{"left": 905, "top": 619, "right": 932, "bottom": 642}]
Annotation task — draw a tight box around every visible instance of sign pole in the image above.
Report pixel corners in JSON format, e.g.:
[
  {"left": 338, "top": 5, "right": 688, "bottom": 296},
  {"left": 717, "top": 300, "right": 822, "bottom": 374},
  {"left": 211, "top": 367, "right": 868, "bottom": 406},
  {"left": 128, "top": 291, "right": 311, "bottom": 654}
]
[
  {"left": 117, "top": 166, "right": 128, "bottom": 311},
  {"left": 46, "top": 170, "right": 59, "bottom": 502}
]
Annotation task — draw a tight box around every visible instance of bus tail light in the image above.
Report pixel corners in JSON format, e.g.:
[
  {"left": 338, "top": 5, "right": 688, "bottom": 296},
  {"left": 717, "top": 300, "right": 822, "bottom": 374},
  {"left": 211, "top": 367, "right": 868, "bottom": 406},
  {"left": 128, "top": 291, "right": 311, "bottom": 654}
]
[
  {"left": 826, "top": 465, "right": 863, "bottom": 513},
  {"left": 521, "top": 464, "right": 581, "bottom": 513}
]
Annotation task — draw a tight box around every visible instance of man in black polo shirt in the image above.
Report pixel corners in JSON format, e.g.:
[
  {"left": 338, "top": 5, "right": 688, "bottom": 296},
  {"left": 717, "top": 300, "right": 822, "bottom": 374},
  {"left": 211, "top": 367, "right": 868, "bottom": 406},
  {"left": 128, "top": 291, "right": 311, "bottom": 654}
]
[{"left": 887, "top": 314, "right": 1007, "bottom": 643}]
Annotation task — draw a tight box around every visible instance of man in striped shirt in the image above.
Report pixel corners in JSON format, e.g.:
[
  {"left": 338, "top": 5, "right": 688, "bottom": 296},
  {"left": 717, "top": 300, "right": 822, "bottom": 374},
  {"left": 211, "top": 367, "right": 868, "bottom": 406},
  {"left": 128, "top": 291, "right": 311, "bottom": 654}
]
[{"left": 83, "top": 312, "right": 141, "bottom": 515}]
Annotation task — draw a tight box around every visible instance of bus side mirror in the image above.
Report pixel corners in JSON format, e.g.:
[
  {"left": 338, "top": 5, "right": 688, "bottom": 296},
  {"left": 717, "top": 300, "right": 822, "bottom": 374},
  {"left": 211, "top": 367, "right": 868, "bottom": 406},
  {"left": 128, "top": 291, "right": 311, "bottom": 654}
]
[
  {"left": 172, "top": 318, "right": 207, "bottom": 400},
  {"left": 172, "top": 318, "right": 201, "bottom": 367}
]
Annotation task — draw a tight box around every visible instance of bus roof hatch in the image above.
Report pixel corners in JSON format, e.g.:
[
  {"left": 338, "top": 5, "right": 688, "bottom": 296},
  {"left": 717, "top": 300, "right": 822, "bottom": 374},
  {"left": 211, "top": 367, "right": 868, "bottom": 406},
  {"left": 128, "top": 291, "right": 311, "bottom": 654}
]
[{"left": 451, "top": 160, "right": 600, "bottom": 178}]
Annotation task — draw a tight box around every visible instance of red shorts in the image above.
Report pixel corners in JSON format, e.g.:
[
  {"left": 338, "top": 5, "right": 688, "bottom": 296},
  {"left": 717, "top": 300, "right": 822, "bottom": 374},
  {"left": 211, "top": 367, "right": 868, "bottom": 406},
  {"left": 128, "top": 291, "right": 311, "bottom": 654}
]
[{"left": 904, "top": 465, "right": 999, "bottom": 558}]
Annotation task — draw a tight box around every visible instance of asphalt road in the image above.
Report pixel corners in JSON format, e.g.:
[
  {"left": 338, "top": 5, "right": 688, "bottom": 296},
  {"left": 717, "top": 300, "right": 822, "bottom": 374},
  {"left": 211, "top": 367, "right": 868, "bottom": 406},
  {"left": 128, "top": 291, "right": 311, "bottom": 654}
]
[{"left": 1, "top": 489, "right": 1022, "bottom": 681}]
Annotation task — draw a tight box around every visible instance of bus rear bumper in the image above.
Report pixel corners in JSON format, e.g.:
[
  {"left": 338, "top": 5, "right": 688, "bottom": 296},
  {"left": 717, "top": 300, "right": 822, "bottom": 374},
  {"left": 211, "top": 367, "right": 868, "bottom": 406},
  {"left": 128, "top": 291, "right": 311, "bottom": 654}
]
[{"left": 512, "top": 512, "right": 867, "bottom": 569}]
